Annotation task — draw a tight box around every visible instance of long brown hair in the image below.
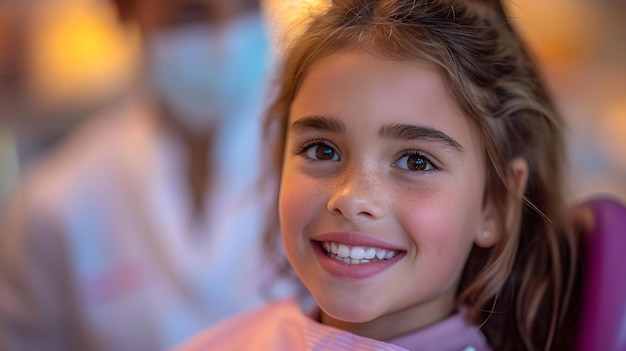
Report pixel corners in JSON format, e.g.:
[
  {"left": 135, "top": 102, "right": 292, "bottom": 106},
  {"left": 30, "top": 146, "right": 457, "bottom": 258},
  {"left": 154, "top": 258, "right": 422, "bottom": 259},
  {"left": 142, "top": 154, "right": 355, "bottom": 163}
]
[{"left": 263, "top": 1, "right": 581, "bottom": 349}]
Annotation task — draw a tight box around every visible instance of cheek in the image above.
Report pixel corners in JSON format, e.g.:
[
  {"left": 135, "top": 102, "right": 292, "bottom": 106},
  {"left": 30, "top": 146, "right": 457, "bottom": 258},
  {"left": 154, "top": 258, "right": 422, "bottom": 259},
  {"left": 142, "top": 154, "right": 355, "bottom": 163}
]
[
  {"left": 278, "top": 171, "right": 323, "bottom": 244},
  {"left": 395, "top": 186, "right": 484, "bottom": 264},
  {"left": 401, "top": 205, "right": 477, "bottom": 248},
  {"left": 397, "top": 202, "right": 480, "bottom": 295}
]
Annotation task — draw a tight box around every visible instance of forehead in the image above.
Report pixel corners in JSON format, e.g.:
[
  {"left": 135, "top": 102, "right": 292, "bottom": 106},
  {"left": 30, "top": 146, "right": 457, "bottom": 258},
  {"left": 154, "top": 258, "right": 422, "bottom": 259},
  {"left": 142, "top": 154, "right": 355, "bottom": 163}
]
[
  {"left": 292, "top": 52, "right": 475, "bottom": 132},
  {"left": 288, "top": 51, "right": 485, "bottom": 162}
]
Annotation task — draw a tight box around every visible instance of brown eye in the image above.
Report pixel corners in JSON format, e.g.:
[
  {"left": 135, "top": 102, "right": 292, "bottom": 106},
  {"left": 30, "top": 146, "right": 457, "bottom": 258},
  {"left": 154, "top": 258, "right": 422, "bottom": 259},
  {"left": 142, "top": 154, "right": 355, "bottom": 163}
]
[
  {"left": 301, "top": 142, "right": 340, "bottom": 161},
  {"left": 393, "top": 152, "right": 435, "bottom": 172},
  {"left": 407, "top": 154, "right": 427, "bottom": 171},
  {"left": 315, "top": 145, "right": 336, "bottom": 160}
]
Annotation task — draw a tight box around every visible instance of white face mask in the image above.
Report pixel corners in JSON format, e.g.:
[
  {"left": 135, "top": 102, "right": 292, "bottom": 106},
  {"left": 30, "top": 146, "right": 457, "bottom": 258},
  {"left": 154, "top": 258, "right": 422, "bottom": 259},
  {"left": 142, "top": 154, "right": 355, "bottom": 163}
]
[{"left": 146, "top": 14, "right": 271, "bottom": 132}]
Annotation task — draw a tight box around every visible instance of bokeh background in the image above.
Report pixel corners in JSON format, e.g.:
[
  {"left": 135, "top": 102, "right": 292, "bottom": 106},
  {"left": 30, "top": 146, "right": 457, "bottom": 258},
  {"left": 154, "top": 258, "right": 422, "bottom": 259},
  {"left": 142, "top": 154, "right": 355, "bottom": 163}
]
[{"left": 1, "top": 0, "right": 625, "bottom": 209}]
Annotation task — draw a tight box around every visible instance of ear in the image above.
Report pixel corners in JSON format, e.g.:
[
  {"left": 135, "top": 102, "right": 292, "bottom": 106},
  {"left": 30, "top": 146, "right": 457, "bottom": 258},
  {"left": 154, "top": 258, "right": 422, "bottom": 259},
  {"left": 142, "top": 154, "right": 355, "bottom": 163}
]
[{"left": 476, "top": 157, "right": 529, "bottom": 248}]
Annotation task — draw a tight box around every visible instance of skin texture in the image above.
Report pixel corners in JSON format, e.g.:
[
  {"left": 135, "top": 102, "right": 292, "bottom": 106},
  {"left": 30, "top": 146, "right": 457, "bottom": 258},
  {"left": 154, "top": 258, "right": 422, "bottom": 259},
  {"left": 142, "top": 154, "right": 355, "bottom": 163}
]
[{"left": 279, "top": 51, "right": 502, "bottom": 341}]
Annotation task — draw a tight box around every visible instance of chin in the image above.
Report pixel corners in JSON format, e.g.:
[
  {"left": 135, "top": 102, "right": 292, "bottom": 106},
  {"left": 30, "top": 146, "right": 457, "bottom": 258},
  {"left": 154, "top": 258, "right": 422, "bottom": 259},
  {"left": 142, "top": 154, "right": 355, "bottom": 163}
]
[{"left": 317, "top": 295, "right": 383, "bottom": 323}]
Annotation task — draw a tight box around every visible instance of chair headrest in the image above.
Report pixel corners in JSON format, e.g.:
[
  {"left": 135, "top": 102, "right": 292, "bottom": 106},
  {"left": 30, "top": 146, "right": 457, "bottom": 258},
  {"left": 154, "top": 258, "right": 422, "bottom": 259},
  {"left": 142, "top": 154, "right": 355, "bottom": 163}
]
[{"left": 575, "top": 196, "right": 626, "bottom": 351}]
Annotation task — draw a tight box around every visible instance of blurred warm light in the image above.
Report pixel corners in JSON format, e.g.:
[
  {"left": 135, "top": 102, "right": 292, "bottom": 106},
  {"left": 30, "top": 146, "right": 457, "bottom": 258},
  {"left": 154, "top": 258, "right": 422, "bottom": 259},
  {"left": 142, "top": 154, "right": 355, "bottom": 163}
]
[
  {"left": 28, "top": 0, "right": 138, "bottom": 109},
  {"left": 599, "top": 100, "right": 626, "bottom": 170},
  {"left": 263, "top": 0, "right": 329, "bottom": 54},
  {"left": 505, "top": 0, "right": 596, "bottom": 74}
]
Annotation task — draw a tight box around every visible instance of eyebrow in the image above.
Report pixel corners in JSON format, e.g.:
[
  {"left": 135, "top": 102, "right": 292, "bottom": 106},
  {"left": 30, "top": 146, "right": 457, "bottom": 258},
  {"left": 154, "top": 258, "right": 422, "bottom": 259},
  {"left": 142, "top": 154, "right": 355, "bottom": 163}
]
[
  {"left": 290, "top": 115, "right": 463, "bottom": 151},
  {"left": 290, "top": 115, "right": 346, "bottom": 134},
  {"left": 379, "top": 123, "right": 463, "bottom": 151}
]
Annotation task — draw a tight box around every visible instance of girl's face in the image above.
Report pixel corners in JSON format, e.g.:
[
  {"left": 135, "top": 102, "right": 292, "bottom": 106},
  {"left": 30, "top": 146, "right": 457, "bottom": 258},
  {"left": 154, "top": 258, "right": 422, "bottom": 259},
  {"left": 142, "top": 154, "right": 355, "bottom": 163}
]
[{"left": 279, "top": 51, "right": 493, "bottom": 339}]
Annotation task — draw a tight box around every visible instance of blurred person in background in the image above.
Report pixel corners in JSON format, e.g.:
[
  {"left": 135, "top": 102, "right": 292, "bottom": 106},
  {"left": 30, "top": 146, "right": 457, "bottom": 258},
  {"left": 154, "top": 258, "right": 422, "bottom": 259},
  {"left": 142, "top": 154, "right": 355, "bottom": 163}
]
[{"left": 0, "top": 0, "right": 295, "bottom": 350}]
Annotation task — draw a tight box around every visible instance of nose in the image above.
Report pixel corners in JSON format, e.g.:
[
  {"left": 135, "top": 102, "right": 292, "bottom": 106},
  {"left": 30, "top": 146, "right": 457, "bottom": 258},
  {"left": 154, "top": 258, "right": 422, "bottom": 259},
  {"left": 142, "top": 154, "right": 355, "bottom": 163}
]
[{"left": 326, "top": 171, "right": 386, "bottom": 221}]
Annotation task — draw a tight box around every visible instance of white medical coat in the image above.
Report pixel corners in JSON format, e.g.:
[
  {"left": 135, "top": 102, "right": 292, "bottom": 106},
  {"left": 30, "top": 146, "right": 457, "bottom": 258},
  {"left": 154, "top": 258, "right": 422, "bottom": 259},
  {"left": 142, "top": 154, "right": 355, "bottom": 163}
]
[{"left": 0, "top": 92, "right": 289, "bottom": 350}]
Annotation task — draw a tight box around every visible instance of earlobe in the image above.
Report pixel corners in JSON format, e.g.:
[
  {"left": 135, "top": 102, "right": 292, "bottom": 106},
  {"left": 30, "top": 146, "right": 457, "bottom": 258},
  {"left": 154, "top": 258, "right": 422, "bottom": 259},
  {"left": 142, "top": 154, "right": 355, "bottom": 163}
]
[
  {"left": 475, "top": 226, "right": 497, "bottom": 248},
  {"left": 476, "top": 196, "right": 498, "bottom": 247},
  {"left": 475, "top": 229, "right": 496, "bottom": 248},
  {"left": 476, "top": 157, "right": 529, "bottom": 248}
]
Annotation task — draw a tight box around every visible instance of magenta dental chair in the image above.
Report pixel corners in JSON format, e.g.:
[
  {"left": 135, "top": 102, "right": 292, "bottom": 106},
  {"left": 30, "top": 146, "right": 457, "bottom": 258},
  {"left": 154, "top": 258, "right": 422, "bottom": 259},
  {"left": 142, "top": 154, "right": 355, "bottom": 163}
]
[{"left": 575, "top": 196, "right": 626, "bottom": 351}]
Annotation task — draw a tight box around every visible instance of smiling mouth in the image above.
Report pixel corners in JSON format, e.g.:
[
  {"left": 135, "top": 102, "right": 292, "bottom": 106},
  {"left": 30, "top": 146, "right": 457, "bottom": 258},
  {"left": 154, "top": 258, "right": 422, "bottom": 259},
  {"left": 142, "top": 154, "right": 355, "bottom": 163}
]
[{"left": 319, "top": 241, "right": 400, "bottom": 265}]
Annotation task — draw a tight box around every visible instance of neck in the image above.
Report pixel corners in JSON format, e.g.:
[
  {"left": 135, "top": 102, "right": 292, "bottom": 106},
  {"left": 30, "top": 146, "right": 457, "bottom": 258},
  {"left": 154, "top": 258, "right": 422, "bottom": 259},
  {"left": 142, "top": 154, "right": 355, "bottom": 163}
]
[{"left": 319, "top": 293, "right": 457, "bottom": 341}]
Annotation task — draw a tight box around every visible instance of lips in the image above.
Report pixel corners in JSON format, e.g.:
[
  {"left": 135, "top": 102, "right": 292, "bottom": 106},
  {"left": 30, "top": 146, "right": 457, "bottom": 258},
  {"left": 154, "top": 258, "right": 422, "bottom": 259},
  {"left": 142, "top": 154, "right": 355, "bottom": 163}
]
[{"left": 311, "top": 232, "right": 406, "bottom": 279}]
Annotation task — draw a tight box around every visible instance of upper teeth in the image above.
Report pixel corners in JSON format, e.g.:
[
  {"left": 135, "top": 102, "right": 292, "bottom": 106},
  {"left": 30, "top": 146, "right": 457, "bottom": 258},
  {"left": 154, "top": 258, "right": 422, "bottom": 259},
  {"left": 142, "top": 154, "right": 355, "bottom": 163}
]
[{"left": 322, "top": 242, "right": 399, "bottom": 264}]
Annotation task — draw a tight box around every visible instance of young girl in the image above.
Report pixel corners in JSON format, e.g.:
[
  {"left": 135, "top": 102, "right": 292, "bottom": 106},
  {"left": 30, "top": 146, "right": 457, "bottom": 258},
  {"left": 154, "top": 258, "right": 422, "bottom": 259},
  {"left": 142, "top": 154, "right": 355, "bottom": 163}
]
[{"left": 176, "top": 0, "right": 581, "bottom": 350}]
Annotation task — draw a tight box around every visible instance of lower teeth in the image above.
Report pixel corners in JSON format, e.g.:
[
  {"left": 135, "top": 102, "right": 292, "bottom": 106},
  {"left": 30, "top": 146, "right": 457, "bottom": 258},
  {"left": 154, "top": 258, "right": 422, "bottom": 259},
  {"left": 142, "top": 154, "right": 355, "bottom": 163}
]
[{"left": 326, "top": 252, "right": 382, "bottom": 264}]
